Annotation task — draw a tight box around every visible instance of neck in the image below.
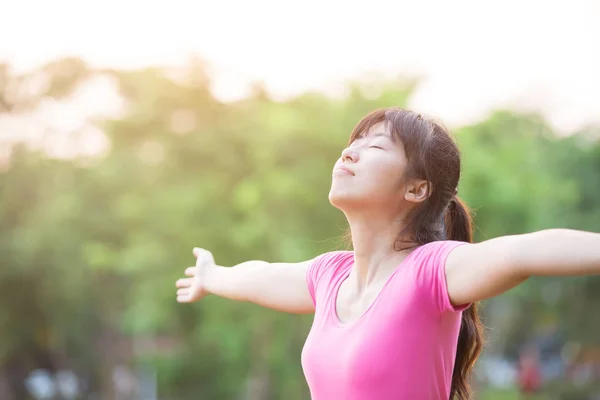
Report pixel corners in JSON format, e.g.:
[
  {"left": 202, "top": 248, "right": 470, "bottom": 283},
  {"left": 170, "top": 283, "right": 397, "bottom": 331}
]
[{"left": 344, "top": 209, "right": 411, "bottom": 289}]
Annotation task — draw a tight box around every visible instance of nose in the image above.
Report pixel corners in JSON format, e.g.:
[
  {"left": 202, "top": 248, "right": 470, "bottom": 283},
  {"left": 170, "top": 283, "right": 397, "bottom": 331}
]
[{"left": 341, "top": 147, "right": 359, "bottom": 163}]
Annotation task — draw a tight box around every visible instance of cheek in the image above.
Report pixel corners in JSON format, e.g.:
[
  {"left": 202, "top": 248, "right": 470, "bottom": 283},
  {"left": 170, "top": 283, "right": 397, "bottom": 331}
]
[
  {"left": 366, "top": 159, "right": 405, "bottom": 188},
  {"left": 363, "top": 176, "right": 401, "bottom": 197}
]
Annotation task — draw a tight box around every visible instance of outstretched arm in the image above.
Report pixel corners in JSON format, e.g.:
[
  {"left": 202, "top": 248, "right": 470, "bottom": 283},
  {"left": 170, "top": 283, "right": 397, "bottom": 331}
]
[
  {"left": 176, "top": 248, "right": 316, "bottom": 314},
  {"left": 445, "top": 229, "right": 600, "bottom": 306}
]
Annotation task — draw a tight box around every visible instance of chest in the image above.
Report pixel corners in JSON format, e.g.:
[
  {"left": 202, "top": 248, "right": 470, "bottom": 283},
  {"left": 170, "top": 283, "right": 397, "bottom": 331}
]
[
  {"left": 302, "top": 276, "right": 432, "bottom": 392},
  {"left": 334, "top": 279, "right": 386, "bottom": 325},
  {"left": 316, "top": 269, "right": 426, "bottom": 352}
]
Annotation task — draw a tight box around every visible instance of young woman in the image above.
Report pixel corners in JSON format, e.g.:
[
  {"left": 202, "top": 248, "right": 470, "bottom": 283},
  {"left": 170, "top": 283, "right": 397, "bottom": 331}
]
[{"left": 175, "top": 108, "right": 600, "bottom": 399}]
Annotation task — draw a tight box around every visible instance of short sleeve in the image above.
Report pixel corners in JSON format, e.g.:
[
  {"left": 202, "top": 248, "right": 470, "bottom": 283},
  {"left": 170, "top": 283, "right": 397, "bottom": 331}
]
[
  {"left": 413, "top": 241, "right": 471, "bottom": 314},
  {"left": 306, "top": 251, "right": 352, "bottom": 307}
]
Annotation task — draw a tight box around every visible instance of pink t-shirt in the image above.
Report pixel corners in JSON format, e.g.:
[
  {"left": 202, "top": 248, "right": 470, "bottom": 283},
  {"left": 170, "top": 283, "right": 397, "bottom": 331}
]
[{"left": 301, "top": 240, "right": 470, "bottom": 400}]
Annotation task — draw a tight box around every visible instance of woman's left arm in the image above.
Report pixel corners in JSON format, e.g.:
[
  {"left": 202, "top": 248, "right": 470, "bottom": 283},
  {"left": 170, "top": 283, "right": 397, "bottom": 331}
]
[{"left": 445, "top": 229, "right": 600, "bottom": 306}]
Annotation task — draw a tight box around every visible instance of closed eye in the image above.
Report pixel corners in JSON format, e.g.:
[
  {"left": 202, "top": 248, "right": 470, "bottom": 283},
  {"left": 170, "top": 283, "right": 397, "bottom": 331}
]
[{"left": 369, "top": 146, "right": 384, "bottom": 150}]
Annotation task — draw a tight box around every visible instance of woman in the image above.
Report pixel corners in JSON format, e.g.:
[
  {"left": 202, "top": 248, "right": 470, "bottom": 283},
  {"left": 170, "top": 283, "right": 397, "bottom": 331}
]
[{"left": 175, "top": 108, "right": 600, "bottom": 399}]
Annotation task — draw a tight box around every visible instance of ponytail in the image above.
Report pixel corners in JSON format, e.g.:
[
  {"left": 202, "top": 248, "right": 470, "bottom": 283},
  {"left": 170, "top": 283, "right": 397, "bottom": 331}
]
[
  {"left": 445, "top": 196, "right": 484, "bottom": 400},
  {"left": 444, "top": 195, "right": 473, "bottom": 243}
]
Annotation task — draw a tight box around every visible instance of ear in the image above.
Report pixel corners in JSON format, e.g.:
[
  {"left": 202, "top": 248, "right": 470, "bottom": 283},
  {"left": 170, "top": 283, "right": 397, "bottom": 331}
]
[{"left": 404, "top": 179, "right": 431, "bottom": 204}]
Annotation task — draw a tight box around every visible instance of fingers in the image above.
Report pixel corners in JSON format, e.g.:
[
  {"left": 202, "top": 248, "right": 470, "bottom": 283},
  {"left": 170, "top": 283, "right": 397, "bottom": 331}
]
[
  {"left": 176, "top": 288, "right": 190, "bottom": 303},
  {"left": 177, "top": 294, "right": 190, "bottom": 303},
  {"left": 176, "top": 278, "right": 193, "bottom": 288},
  {"left": 176, "top": 280, "right": 190, "bottom": 302},
  {"left": 178, "top": 247, "right": 213, "bottom": 304}
]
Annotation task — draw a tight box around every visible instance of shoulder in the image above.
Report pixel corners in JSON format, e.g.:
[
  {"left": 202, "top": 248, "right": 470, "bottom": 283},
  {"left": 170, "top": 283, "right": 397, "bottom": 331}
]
[
  {"left": 409, "top": 240, "right": 471, "bottom": 280},
  {"left": 306, "top": 251, "right": 354, "bottom": 288},
  {"left": 412, "top": 240, "right": 470, "bottom": 263},
  {"left": 306, "top": 251, "right": 353, "bottom": 304},
  {"left": 313, "top": 250, "right": 354, "bottom": 264},
  {"left": 409, "top": 240, "right": 472, "bottom": 313},
  {"left": 309, "top": 251, "right": 353, "bottom": 279}
]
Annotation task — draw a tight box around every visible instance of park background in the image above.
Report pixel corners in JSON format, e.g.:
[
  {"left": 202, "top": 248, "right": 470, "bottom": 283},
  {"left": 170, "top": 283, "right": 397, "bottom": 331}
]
[{"left": 1, "top": 1, "right": 600, "bottom": 399}]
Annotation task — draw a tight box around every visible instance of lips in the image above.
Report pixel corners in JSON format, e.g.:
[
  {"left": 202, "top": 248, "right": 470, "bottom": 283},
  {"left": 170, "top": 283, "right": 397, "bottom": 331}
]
[{"left": 333, "top": 165, "right": 355, "bottom": 176}]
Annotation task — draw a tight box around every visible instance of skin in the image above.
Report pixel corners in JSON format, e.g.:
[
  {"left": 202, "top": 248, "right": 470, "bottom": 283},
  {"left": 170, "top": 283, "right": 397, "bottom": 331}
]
[
  {"left": 328, "top": 122, "right": 424, "bottom": 323},
  {"left": 176, "top": 122, "right": 600, "bottom": 323}
]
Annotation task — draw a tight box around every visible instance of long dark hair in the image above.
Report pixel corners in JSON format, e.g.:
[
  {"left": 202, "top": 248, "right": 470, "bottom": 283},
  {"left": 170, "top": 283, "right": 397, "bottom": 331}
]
[{"left": 347, "top": 108, "right": 484, "bottom": 400}]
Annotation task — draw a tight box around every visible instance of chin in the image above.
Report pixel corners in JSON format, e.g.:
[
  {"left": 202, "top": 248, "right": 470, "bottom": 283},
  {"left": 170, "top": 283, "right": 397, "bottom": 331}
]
[{"left": 328, "top": 189, "right": 364, "bottom": 211}]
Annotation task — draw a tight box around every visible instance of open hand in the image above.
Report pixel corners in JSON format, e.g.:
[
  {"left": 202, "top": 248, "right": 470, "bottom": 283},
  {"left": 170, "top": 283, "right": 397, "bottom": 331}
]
[{"left": 176, "top": 247, "right": 215, "bottom": 303}]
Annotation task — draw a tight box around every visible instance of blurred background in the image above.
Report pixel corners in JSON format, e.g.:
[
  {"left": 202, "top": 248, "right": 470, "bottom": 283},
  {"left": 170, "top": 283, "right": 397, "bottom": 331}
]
[{"left": 1, "top": 1, "right": 600, "bottom": 399}]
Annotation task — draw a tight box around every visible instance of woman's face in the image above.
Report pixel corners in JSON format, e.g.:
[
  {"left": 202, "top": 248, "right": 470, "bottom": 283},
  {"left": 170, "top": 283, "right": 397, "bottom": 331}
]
[{"left": 329, "top": 122, "right": 410, "bottom": 212}]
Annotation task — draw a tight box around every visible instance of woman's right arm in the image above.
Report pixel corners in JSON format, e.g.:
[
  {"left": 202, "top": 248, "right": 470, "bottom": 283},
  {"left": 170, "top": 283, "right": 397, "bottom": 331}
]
[{"left": 176, "top": 248, "right": 315, "bottom": 314}]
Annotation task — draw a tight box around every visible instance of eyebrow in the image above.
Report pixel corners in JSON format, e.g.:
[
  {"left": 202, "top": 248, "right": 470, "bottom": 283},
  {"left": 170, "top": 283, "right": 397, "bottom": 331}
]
[
  {"left": 371, "top": 132, "right": 390, "bottom": 138},
  {"left": 361, "top": 132, "right": 392, "bottom": 140}
]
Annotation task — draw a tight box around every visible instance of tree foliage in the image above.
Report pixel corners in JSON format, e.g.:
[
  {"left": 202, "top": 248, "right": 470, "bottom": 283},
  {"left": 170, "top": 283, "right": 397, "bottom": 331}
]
[{"left": 1, "top": 59, "right": 599, "bottom": 399}]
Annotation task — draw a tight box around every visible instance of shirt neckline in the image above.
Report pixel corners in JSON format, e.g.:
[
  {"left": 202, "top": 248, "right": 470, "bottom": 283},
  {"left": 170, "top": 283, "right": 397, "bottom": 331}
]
[{"left": 329, "top": 249, "right": 419, "bottom": 328}]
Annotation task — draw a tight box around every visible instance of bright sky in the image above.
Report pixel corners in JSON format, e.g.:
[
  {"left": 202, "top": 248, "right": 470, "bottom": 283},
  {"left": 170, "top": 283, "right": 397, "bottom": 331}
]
[{"left": 1, "top": 0, "right": 599, "bottom": 136}]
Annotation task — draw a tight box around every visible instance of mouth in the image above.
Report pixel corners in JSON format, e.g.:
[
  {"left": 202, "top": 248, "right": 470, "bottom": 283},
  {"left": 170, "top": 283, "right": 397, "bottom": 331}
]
[{"left": 333, "top": 166, "right": 355, "bottom": 176}]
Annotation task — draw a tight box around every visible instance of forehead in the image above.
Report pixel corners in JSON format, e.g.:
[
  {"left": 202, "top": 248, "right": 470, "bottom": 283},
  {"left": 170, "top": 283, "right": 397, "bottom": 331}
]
[
  {"left": 359, "top": 121, "right": 398, "bottom": 144},
  {"left": 363, "top": 121, "right": 390, "bottom": 137},
  {"left": 348, "top": 118, "right": 398, "bottom": 146}
]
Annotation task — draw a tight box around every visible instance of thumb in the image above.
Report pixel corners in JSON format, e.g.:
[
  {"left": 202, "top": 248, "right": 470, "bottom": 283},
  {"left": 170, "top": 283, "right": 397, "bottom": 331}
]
[{"left": 193, "top": 248, "right": 215, "bottom": 266}]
